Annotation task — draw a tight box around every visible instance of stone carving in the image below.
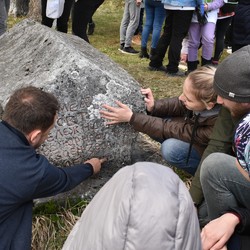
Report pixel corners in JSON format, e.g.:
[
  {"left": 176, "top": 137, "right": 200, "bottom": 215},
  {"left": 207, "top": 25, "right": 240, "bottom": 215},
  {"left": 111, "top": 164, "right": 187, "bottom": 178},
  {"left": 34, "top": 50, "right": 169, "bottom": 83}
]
[{"left": 0, "top": 19, "right": 151, "bottom": 200}]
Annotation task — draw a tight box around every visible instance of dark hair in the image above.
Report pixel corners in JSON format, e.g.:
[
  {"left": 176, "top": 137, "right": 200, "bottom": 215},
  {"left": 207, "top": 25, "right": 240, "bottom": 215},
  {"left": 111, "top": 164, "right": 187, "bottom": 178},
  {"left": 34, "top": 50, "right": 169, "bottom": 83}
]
[{"left": 2, "top": 86, "right": 60, "bottom": 134}]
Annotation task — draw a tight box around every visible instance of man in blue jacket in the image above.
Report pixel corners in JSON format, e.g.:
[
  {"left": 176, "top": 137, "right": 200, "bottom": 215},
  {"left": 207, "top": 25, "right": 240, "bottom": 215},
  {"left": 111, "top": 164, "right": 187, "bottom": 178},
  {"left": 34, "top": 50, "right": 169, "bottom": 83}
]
[{"left": 0, "top": 86, "right": 105, "bottom": 249}]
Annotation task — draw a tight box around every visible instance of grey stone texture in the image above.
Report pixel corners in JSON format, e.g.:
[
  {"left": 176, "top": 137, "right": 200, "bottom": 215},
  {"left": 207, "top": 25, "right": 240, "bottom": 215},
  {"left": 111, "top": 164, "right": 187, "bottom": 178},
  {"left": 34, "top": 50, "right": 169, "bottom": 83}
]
[{"left": 0, "top": 19, "right": 166, "bottom": 200}]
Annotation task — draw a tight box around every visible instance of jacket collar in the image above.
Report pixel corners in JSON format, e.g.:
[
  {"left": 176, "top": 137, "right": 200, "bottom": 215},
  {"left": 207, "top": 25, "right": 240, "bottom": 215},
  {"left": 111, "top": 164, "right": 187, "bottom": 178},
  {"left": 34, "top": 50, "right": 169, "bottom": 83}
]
[{"left": 1, "top": 120, "right": 30, "bottom": 146}]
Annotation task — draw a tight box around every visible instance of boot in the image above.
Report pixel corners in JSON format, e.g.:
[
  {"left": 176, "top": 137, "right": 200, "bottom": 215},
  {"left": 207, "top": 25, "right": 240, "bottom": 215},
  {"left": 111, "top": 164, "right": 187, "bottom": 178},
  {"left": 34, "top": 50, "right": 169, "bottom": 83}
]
[
  {"left": 87, "top": 22, "right": 95, "bottom": 35},
  {"left": 150, "top": 48, "right": 157, "bottom": 59},
  {"left": 201, "top": 57, "right": 212, "bottom": 66},
  {"left": 186, "top": 61, "right": 198, "bottom": 75},
  {"left": 139, "top": 47, "right": 149, "bottom": 59}
]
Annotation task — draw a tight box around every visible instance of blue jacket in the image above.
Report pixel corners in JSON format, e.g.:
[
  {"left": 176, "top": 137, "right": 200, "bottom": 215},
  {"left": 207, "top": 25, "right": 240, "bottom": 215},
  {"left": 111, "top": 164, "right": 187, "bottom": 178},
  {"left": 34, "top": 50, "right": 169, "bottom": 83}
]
[
  {"left": 161, "top": 0, "right": 203, "bottom": 7},
  {"left": 0, "top": 121, "right": 93, "bottom": 250}
]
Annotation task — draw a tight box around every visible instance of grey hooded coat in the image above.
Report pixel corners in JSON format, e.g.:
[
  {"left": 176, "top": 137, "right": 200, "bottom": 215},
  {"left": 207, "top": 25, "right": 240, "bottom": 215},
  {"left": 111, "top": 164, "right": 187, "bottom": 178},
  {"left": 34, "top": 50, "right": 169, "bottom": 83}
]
[{"left": 63, "top": 162, "right": 201, "bottom": 250}]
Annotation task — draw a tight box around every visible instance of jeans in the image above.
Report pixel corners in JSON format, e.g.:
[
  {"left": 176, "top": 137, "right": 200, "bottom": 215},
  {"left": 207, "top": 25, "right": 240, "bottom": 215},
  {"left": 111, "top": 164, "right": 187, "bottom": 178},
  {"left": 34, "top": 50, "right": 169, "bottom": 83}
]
[
  {"left": 72, "top": 0, "right": 104, "bottom": 42},
  {"left": 200, "top": 153, "right": 250, "bottom": 220},
  {"left": 0, "top": 0, "right": 10, "bottom": 36},
  {"left": 161, "top": 138, "right": 201, "bottom": 176},
  {"left": 149, "top": 9, "right": 193, "bottom": 72},
  {"left": 41, "top": 0, "right": 74, "bottom": 33},
  {"left": 120, "top": 0, "right": 141, "bottom": 47},
  {"left": 141, "top": 0, "right": 165, "bottom": 49}
]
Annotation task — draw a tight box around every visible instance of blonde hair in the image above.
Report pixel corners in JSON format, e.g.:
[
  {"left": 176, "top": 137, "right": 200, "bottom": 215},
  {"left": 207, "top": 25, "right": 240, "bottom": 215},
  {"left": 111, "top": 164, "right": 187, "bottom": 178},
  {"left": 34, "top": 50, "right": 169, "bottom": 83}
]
[{"left": 188, "top": 66, "right": 217, "bottom": 104}]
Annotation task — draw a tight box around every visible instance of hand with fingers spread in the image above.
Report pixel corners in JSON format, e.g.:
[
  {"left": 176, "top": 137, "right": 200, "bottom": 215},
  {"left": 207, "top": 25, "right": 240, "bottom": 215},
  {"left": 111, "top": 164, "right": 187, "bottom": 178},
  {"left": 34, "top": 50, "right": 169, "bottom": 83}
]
[
  {"left": 201, "top": 213, "right": 240, "bottom": 250},
  {"left": 141, "top": 88, "right": 155, "bottom": 113},
  {"left": 85, "top": 158, "right": 107, "bottom": 174},
  {"left": 100, "top": 100, "right": 133, "bottom": 125}
]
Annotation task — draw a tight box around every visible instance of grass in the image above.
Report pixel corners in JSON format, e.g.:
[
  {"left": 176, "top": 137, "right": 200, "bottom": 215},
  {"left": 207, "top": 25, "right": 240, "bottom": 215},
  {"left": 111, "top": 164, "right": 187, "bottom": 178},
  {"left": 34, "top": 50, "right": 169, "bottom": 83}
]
[{"left": 6, "top": 1, "right": 231, "bottom": 248}]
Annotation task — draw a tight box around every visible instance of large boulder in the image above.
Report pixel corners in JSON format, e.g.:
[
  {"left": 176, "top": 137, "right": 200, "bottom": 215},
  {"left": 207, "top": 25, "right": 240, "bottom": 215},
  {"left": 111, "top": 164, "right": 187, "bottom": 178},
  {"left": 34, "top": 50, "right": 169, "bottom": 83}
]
[{"left": 0, "top": 19, "right": 149, "bottom": 199}]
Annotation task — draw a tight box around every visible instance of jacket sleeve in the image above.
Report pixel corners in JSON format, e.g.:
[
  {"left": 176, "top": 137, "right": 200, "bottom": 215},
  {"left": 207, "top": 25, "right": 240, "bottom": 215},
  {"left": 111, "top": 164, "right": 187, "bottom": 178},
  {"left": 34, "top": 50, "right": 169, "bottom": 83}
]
[
  {"left": 207, "top": 0, "right": 224, "bottom": 11},
  {"left": 190, "top": 107, "right": 236, "bottom": 205},
  {"left": 130, "top": 112, "right": 215, "bottom": 147},
  {"left": 150, "top": 97, "right": 186, "bottom": 118},
  {"left": 229, "top": 208, "right": 250, "bottom": 235},
  {"left": 32, "top": 155, "right": 94, "bottom": 199}
]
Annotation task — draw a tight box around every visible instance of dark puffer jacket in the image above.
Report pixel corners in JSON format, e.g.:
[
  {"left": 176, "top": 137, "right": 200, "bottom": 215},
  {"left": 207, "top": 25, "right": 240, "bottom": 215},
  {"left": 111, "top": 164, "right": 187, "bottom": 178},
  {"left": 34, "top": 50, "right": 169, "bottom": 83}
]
[
  {"left": 130, "top": 97, "right": 220, "bottom": 156},
  {"left": 63, "top": 162, "right": 201, "bottom": 250}
]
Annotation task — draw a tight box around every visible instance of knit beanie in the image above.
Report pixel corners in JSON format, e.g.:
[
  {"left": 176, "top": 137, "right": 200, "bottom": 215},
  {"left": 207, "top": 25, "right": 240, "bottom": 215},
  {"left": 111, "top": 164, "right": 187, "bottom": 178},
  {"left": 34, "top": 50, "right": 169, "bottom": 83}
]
[{"left": 214, "top": 45, "right": 250, "bottom": 103}]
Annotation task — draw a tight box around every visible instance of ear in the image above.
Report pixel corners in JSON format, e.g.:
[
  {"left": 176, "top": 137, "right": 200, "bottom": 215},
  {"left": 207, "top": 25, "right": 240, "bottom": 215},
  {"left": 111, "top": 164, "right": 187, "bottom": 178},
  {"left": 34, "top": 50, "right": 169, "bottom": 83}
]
[
  {"left": 205, "top": 102, "right": 215, "bottom": 110},
  {"left": 26, "top": 129, "right": 42, "bottom": 147}
]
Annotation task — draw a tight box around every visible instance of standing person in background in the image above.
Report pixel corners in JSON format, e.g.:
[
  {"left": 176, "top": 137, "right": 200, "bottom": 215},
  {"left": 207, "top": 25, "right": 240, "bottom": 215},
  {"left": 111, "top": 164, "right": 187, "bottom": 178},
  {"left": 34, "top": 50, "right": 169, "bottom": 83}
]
[
  {"left": 186, "top": 0, "right": 224, "bottom": 73},
  {"left": 212, "top": 7, "right": 234, "bottom": 65},
  {"left": 72, "top": 0, "right": 105, "bottom": 43},
  {"left": 0, "top": 0, "right": 10, "bottom": 36},
  {"left": 232, "top": 0, "right": 250, "bottom": 52},
  {"left": 41, "top": 0, "right": 74, "bottom": 33},
  {"left": 139, "top": 0, "right": 166, "bottom": 59},
  {"left": 131, "top": 2, "right": 145, "bottom": 46},
  {"left": 148, "top": 0, "right": 201, "bottom": 76},
  {"left": 0, "top": 86, "right": 106, "bottom": 249},
  {"left": 119, "top": 0, "right": 142, "bottom": 55}
]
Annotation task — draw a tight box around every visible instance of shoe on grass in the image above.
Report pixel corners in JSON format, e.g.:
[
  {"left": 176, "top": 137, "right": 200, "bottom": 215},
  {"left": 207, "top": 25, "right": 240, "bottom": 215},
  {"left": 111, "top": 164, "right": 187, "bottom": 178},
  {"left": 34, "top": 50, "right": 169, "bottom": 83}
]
[
  {"left": 148, "top": 65, "right": 167, "bottom": 72},
  {"left": 166, "top": 70, "right": 185, "bottom": 77},
  {"left": 87, "top": 22, "right": 95, "bottom": 35},
  {"left": 121, "top": 46, "right": 139, "bottom": 55},
  {"left": 132, "top": 35, "right": 141, "bottom": 46}
]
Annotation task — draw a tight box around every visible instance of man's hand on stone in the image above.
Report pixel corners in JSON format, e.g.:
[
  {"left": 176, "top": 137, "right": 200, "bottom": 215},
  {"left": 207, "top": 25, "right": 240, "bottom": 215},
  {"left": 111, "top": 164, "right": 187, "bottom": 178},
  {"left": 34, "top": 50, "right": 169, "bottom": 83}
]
[
  {"left": 85, "top": 158, "right": 107, "bottom": 174},
  {"left": 100, "top": 101, "right": 133, "bottom": 124}
]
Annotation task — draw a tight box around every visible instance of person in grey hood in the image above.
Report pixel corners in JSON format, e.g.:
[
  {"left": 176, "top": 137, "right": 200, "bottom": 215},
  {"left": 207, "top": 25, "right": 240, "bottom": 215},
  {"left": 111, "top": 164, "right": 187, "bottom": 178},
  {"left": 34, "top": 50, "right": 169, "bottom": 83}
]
[{"left": 62, "top": 162, "right": 201, "bottom": 250}]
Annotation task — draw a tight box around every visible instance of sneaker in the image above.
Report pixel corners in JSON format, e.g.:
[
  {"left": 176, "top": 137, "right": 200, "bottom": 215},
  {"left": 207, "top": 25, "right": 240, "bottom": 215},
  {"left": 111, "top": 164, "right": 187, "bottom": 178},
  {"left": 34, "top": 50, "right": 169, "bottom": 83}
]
[
  {"left": 87, "top": 22, "right": 95, "bottom": 35},
  {"left": 148, "top": 65, "right": 167, "bottom": 72},
  {"left": 166, "top": 70, "right": 185, "bottom": 77},
  {"left": 118, "top": 43, "right": 125, "bottom": 52},
  {"left": 132, "top": 35, "right": 141, "bottom": 46},
  {"left": 121, "top": 46, "right": 139, "bottom": 55}
]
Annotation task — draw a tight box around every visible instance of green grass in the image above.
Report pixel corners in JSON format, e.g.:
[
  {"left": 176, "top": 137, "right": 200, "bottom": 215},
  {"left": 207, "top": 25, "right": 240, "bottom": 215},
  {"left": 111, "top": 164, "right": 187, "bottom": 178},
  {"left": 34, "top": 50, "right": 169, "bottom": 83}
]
[{"left": 6, "top": 1, "right": 231, "bottom": 248}]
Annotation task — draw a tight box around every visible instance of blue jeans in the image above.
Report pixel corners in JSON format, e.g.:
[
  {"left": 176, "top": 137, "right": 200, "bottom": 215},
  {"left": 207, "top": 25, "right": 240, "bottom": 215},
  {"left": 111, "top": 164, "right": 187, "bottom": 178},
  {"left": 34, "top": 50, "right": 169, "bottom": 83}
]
[
  {"left": 200, "top": 153, "right": 250, "bottom": 220},
  {"left": 141, "top": 0, "right": 166, "bottom": 49},
  {"left": 0, "top": 0, "right": 10, "bottom": 36},
  {"left": 161, "top": 138, "right": 201, "bottom": 176}
]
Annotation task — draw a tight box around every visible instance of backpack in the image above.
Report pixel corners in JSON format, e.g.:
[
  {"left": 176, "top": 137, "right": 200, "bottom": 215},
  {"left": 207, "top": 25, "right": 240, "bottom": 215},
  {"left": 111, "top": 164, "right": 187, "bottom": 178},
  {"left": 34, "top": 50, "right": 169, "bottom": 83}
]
[{"left": 221, "top": 0, "right": 238, "bottom": 14}]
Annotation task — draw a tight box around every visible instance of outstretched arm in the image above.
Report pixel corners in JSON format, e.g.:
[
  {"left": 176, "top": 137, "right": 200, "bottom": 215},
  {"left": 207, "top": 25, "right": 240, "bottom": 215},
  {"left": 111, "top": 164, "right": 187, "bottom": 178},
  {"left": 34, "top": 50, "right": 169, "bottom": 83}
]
[{"left": 100, "top": 100, "right": 133, "bottom": 124}]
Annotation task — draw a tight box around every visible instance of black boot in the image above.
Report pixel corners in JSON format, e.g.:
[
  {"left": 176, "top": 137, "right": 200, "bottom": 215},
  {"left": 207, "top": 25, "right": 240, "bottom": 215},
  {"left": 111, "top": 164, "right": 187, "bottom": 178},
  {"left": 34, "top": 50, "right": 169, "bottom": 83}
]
[
  {"left": 88, "top": 22, "right": 95, "bottom": 35},
  {"left": 201, "top": 57, "right": 212, "bottom": 66},
  {"left": 139, "top": 47, "right": 149, "bottom": 59},
  {"left": 150, "top": 48, "right": 157, "bottom": 59},
  {"left": 186, "top": 61, "right": 198, "bottom": 75}
]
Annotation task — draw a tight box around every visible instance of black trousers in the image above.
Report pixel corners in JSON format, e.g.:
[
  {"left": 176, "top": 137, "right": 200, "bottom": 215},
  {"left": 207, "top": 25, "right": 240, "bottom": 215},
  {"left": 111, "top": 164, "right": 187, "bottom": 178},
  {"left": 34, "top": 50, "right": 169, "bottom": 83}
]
[
  {"left": 72, "top": 0, "right": 105, "bottom": 43},
  {"left": 149, "top": 9, "right": 193, "bottom": 73},
  {"left": 213, "top": 16, "right": 233, "bottom": 61},
  {"left": 41, "top": 0, "right": 74, "bottom": 33}
]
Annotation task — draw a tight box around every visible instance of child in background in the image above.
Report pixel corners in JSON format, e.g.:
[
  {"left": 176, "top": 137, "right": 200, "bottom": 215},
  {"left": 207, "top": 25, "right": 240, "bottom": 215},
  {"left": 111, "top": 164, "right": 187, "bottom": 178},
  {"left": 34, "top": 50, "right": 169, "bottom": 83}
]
[
  {"left": 100, "top": 66, "right": 220, "bottom": 175},
  {"left": 187, "top": 0, "right": 224, "bottom": 73}
]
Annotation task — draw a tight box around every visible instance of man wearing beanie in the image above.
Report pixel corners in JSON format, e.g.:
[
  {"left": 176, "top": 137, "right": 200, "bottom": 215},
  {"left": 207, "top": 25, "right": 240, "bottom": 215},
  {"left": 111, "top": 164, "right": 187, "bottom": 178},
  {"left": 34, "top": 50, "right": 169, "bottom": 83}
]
[{"left": 190, "top": 45, "right": 250, "bottom": 249}]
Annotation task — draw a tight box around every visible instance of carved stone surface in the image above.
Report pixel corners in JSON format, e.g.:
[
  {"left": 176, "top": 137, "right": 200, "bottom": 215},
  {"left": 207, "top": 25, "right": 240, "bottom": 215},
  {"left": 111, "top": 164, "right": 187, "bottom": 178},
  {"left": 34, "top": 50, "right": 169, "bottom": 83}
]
[{"left": 0, "top": 19, "right": 150, "bottom": 200}]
